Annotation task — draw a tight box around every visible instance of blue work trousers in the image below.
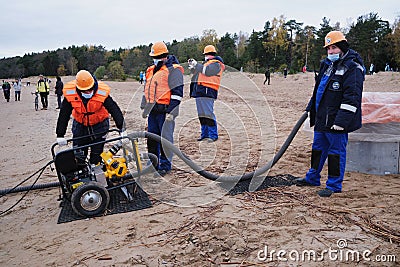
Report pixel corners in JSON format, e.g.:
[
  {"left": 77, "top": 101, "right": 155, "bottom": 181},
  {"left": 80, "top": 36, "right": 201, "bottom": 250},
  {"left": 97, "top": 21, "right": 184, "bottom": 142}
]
[
  {"left": 305, "top": 131, "right": 348, "bottom": 192},
  {"left": 147, "top": 113, "right": 175, "bottom": 171},
  {"left": 195, "top": 97, "right": 218, "bottom": 139}
]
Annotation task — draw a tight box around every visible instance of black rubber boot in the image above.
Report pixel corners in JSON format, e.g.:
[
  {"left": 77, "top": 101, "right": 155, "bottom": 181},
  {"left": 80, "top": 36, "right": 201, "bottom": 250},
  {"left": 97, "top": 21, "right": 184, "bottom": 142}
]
[{"left": 317, "top": 188, "right": 334, "bottom": 197}]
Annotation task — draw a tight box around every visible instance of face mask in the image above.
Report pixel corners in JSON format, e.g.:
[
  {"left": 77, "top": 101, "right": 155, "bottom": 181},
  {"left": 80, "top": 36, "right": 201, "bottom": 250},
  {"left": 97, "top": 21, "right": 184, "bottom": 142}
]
[
  {"left": 153, "top": 59, "right": 162, "bottom": 65},
  {"left": 81, "top": 91, "right": 94, "bottom": 99},
  {"left": 327, "top": 53, "right": 340, "bottom": 62}
]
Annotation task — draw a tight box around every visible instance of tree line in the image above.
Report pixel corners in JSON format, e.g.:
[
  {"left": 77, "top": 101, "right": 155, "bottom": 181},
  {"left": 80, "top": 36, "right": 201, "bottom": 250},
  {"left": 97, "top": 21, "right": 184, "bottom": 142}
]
[{"left": 0, "top": 12, "right": 399, "bottom": 80}]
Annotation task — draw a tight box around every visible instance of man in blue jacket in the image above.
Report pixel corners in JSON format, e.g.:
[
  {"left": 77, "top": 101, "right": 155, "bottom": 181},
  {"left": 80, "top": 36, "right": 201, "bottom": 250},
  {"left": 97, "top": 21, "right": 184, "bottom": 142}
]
[{"left": 296, "top": 31, "right": 365, "bottom": 197}]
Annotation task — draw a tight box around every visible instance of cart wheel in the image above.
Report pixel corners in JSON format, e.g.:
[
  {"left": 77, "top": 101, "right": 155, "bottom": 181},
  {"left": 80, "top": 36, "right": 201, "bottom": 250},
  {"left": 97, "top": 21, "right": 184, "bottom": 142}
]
[{"left": 71, "top": 181, "right": 110, "bottom": 217}]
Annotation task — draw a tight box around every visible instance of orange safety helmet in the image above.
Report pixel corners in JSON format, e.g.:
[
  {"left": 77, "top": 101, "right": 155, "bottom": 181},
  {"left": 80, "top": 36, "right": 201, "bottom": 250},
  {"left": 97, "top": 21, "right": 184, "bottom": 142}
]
[
  {"left": 324, "top": 31, "right": 347, "bottom": 48},
  {"left": 203, "top": 45, "right": 217, "bottom": 55},
  {"left": 149, "top": 42, "right": 169, "bottom": 57},
  {"left": 76, "top": 70, "right": 95, "bottom": 91}
]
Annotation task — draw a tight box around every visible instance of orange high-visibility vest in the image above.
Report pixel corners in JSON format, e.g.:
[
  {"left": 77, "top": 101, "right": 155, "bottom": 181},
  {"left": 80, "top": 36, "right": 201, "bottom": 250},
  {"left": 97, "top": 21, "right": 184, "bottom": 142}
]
[
  {"left": 63, "top": 81, "right": 110, "bottom": 126},
  {"left": 198, "top": 59, "right": 225, "bottom": 90},
  {"left": 144, "top": 64, "right": 184, "bottom": 104}
]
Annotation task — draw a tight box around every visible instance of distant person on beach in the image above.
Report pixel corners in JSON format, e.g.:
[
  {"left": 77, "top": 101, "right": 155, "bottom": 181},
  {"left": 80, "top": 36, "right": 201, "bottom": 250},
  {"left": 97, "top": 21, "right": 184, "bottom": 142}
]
[
  {"left": 139, "top": 71, "right": 144, "bottom": 84},
  {"left": 283, "top": 67, "right": 288, "bottom": 78},
  {"left": 55, "top": 76, "right": 64, "bottom": 109},
  {"left": 13, "top": 78, "right": 22, "bottom": 101},
  {"left": 2, "top": 80, "right": 11, "bottom": 102},
  {"left": 36, "top": 74, "right": 50, "bottom": 110},
  {"left": 188, "top": 44, "right": 225, "bottom": 143},
  {"left": 263, "top": 67, "right": 271, "bottom": 85},
  {"left": 369, "top": 63, "right": 374, "bottom": 75},
  {"left": 296, "top": 30, "right": 365, "bottom": 197}
]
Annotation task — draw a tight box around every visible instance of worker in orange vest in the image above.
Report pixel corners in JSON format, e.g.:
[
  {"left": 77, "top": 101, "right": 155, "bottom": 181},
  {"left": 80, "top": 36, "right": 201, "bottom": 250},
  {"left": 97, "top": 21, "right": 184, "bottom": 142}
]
[
  {"left": 188, "top": 45, "right": 225, "bottom": 142},
  {"left": 141, "top": 42, "right": 184, "bottom": 176},
  {"left": 56, "top": 70, "right": 125, "bottom": 165}
]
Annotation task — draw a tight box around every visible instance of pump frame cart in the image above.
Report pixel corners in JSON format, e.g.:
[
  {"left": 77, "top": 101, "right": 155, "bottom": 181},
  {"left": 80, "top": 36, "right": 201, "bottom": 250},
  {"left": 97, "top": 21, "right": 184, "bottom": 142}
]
[{"left": 51, "top": 130, "right": 156, "bottom": 218}]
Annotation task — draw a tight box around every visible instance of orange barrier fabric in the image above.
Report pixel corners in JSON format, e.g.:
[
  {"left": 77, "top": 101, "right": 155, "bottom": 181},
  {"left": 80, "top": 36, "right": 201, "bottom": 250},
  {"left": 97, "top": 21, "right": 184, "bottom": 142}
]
[{"left": 362, "top": 92, "right": 400, "bottom": 124}]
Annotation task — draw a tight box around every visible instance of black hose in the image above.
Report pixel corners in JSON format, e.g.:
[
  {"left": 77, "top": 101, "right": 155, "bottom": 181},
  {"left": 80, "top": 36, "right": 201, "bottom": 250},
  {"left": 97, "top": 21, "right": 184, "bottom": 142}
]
[
  {"left": 0, "top": 182, "right": 60, "bottom": 196},
  {"left": 129, "top": 111, "right": 309, "bottom": 183},
  {"left": 0, "top": 112, "right": 307, "bottom": 193},
  {"left": 0, "top": 160, "right": 54, "bottom": 216}
]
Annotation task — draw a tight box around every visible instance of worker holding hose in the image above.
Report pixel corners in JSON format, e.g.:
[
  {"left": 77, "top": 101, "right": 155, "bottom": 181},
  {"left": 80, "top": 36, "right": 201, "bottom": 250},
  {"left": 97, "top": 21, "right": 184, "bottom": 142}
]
[
  {"left": 188, "top": 45, "right": 225, "bottom": 142},
  {"left": 141, "top": 42, "right": 184, "bottom": 177},
  {"left": 56, "top": 70, "right": 125, "bottom": 165},
  {"left": 296, "top": 31, "right": 365, "bottom": 197}
]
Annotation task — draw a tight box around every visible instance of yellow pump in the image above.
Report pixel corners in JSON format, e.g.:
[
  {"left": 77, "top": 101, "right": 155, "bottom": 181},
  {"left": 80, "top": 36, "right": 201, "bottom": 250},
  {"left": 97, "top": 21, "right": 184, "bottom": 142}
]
[{"left": 100, "top": 141, "right": 128, "bottom": 180}]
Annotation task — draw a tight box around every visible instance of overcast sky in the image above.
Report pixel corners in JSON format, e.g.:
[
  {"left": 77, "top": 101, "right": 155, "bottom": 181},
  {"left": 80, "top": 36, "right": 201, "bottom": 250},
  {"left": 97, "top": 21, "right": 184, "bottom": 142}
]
[{"left": 1, "top": 0, "right": 399, "bottom": 58}]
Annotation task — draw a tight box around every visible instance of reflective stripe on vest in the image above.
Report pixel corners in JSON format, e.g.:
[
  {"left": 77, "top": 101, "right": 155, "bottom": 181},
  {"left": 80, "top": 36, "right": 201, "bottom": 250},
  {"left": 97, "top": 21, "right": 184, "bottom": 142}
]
[
  {"left": 198, "top": 59, "right": 225, "bottom": 90},
  {"left": 144, "top": 64, "right": 184, "bottom": 105},
  {"left": 63, "top": 80, "right": 110, "bottom": 126}
]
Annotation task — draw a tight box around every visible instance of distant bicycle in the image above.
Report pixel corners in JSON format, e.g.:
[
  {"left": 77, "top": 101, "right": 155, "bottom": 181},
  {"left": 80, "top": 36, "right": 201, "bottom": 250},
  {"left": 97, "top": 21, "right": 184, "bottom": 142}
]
[{"left": 31, "top": 92, "right": 39, "bottom": 111}]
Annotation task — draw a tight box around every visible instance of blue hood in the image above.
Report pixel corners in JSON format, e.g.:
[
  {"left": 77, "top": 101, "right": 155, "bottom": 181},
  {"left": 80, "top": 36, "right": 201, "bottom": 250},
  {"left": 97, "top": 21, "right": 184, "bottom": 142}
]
[
  {"left": 213, "top": 56, "right": 224, "bottom": 64},
  {"left": 345, "top": 49, "right": 366, "bottom": 77},
  {"left": 165, "top": 55, "right": 180, "bottom": 67}
]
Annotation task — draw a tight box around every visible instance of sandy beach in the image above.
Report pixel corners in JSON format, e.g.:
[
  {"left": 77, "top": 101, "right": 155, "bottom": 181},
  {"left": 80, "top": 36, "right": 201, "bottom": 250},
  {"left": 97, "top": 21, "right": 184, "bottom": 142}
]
[{"left": 0, "top": 70, "right": 399, "bottom": 266}]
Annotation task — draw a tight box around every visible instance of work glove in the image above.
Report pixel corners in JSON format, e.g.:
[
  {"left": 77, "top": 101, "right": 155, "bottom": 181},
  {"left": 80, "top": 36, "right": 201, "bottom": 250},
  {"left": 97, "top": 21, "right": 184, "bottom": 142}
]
[
  {"left": 188, "top": 59, "right": 197, "bottom": 69},
  {"left": 142, "top": 102, "right": 153, "bottom": 119},
  {"left": 57, "top": 137, "right": 67, "bottom": 146},
  {"left": 331, "top": 125, "right": 344, "bottom": 131},
  {"left": 120, "top": 129, "right": 128, "bottom": 137},
  {"left": 165, "top": 113, "right": 174, "bottom": 121},
  {"left": 119, "top": 129, "right": 129, "bottom": 145}
]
